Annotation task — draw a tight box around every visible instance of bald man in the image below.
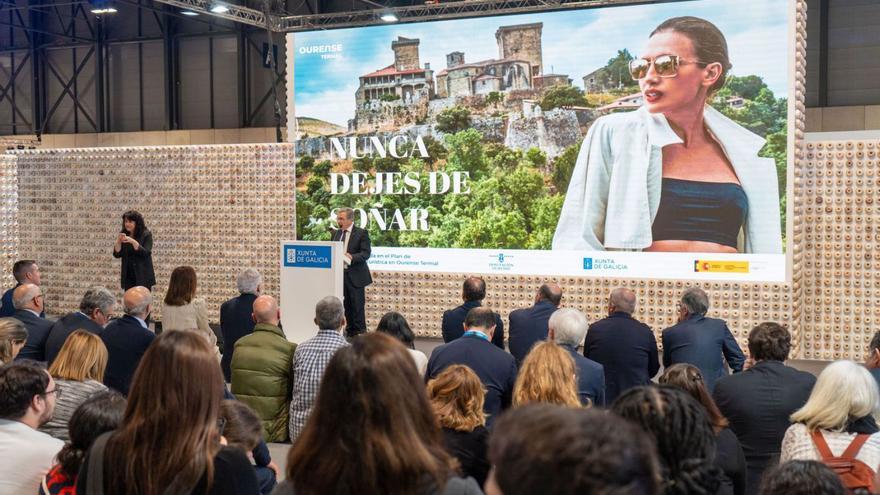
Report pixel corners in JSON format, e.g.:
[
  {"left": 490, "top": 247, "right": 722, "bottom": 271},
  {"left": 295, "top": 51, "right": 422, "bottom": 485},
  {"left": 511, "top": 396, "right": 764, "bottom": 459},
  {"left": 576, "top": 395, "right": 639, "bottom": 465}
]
[
  {"left": 100, "top": 286, "right": 156, "bottom": 395},
  {"left": 231, "top": 295, "right": 296, "bottom": 442},
  {"left": 508, "top": 282, "right": 563, "bottom": 367},
  {"left": 11, "top": 283, "right": 54, "bottom": 361},
  {"left": 583, "top": 288, "right": 659, "bottom": 404}
]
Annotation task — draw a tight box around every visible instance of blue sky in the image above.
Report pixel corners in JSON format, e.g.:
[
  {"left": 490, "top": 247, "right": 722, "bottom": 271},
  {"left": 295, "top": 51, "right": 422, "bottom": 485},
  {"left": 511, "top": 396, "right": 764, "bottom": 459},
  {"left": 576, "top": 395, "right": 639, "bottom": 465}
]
[{"left": 291, "top": 0, "right": 790, "bottom": 127}]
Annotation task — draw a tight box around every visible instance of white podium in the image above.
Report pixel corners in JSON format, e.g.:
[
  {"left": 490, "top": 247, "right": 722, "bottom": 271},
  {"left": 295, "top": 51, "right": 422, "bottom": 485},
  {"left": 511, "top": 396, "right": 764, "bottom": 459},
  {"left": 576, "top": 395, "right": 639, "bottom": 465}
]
[{"left": 279, "top": 240, "right": 344, "bottom": 343}]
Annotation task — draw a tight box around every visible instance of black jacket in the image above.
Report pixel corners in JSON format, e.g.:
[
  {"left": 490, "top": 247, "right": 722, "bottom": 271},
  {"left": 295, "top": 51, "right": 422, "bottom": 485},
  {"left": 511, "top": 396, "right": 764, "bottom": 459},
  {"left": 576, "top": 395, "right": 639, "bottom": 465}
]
[
  {"left": 13, "top": 309, "right": 54, "bottom": 362},
  {"left": 442, "top": 301, "right": 505, "bottom": 350},
  {"left": 508, "top": 300, "right": 557, "bottom": 366},
  {"left": 219, "top": 292, "right": 259, "bottom": 382},
  {"left": 333, "top": 226, "right": 372, "bottom": 288},
  {"left": 101, "top": 315, "right": 156, "bottom": 395},
  {"left": 662, "top": 314, "right": 746, "bottom": 391},
  {"left": 583, "top": 312, "right": 659, "bottom": 404},
  {"left": 713, "top": 360, "right": 816, "bottom": 494},
  {"left": 45, "top": 312, "right": 104, "bottom": 365},
  {"left": 113, "top": 229, "right": 156, "bottom": 289}
]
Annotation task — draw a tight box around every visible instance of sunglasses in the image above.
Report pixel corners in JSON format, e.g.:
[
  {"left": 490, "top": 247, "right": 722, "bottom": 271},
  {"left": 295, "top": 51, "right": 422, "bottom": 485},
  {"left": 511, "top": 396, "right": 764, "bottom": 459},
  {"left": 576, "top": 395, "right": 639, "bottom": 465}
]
[{"left": 629, "top": 54, "right": 709, "bottom": 80}]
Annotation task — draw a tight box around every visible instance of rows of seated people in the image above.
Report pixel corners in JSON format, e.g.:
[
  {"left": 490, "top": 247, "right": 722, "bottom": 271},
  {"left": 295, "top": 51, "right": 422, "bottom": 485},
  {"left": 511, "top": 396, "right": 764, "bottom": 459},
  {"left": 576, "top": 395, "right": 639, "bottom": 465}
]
[{"left": 1, "top": 259, "right": 880, "bottom": 494}]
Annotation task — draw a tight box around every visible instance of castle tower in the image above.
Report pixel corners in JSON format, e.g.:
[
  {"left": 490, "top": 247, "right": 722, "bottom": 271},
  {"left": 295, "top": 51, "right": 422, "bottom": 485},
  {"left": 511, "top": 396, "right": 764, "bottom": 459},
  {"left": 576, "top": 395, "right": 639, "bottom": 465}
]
[
  {"left": 391, "top": 37, "right": 420, "bottom": 71},
  {"left": 495, "top": 23, "right": 543, "bottom": 78},
  {"left": 446, "top": 51, "right": 465, "bottom": 68}
]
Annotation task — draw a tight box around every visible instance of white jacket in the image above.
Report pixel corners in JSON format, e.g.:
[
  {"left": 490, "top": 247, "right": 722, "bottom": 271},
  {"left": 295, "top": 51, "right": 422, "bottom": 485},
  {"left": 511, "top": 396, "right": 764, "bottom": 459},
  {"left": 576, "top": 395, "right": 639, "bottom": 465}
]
[{"left": 552, "top": 106, "right": 783, "bottom": 253}]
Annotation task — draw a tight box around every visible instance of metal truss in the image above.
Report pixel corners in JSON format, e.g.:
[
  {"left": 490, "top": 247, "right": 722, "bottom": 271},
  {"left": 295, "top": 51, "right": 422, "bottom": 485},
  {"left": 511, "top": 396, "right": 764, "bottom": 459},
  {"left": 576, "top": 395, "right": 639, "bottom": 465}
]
[{"left": 149, "top": 0, "right": 279, "bottom": 29}]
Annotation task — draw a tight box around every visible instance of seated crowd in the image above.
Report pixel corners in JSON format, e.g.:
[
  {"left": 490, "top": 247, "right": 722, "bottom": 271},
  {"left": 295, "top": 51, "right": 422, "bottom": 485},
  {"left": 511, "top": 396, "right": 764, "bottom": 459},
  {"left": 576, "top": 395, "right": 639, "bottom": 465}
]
[{"left": 2, "top": 259, "right": 880, "bottom": 494}]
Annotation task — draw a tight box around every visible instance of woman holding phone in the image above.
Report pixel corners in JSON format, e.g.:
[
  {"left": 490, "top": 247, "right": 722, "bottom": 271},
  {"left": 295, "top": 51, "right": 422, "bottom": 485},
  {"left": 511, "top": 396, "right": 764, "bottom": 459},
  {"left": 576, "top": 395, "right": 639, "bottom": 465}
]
[{"left": 113, "top": 210, "right": 156, "bottom": 290}]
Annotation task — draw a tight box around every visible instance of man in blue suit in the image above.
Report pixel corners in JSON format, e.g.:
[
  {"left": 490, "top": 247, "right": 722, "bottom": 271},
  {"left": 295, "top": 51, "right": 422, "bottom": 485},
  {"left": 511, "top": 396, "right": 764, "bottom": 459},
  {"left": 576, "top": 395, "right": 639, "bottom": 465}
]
[
  {"left": 101, "top": 286, "right": 156, "bottom": 396},
  {"left": 508, "top": 282, "right": 562, "bottom": 366},
  {"left": 549, "top": 308, "right": 605, "bottom": 407},
  {"left": 1, "top": 260, "right": 43, "bottom": 318},
  {"left": 219, "top": 268, "right": 262, "bottom": 382},
  {"left": 45, "top": 286, "right": 116, "bottom": 365},
  {"left": 428, "top": 307, "right": 517, "bottom": 426},
  {"left": 662, "top": 287, "right": 745, "bottom": 391},
  {"left": 441, "top": 276, "right": 504, "bottom": 349},
  {"left": 11, "top": 283, "right": 53, "bottom": 362}
]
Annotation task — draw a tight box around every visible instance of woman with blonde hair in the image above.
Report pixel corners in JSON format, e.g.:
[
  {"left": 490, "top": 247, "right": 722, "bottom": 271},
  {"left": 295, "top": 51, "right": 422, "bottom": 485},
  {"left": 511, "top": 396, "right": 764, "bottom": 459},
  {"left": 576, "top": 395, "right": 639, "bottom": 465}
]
[
  {"left": 428, "top": 364, "right": 490, "bottom": 487},
  {"left": 781, "top": 360, "right": 880, "bottom": 473},
  {"left": 0, "top": 317, "right": 28, "bottom": 365},
  {"left": 162, "top": 265, "right": 219, "bottom": 355},
  {"left": 40, "top": 330, "right": 109, "bottom": 440},
  {"left": 512, "top": 341, "right": 581, "bottom": 407}
]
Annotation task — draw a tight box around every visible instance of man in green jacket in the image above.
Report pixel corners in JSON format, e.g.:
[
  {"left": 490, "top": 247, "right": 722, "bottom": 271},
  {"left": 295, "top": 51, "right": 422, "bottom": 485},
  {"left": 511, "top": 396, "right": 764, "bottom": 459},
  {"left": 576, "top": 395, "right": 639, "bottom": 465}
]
[{"left": 230, "top": 295, "right": 296, "bottom": 442}]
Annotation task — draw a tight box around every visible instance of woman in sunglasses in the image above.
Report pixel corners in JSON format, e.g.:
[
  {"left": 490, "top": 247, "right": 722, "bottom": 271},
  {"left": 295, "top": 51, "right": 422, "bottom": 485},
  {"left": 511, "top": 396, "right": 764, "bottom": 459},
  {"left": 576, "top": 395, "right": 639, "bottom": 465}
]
[{"left": 553, "top": 16, "right": 782, "bottom": 254}]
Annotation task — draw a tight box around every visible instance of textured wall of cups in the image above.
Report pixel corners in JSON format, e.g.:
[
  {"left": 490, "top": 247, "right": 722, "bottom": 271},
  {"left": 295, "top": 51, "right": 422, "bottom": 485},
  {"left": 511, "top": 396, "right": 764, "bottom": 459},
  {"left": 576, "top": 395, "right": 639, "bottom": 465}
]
[
  {"left": 0, "top": 155, "right": 19, "bottom": 287},
  {"left": 10, "top": 144, "right": 295, "bottom": 323}
]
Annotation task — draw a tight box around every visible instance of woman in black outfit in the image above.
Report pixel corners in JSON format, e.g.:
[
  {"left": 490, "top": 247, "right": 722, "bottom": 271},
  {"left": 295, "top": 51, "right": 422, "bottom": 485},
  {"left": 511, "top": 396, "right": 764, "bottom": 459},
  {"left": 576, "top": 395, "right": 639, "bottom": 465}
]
[{"left": 113, "top": 210, "right": 156, "bottom": 290}]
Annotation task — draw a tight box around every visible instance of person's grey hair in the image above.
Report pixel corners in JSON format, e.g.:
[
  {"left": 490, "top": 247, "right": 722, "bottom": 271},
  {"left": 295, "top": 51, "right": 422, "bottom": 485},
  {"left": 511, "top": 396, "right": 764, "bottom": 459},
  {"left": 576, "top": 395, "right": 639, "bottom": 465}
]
[
  {"left": 12, "top": 284, "right": 40, "bottom": 310},
  {"left": 236, "top": 268, "right": 262, "bottom": 295},
  {"left": 79, "top": 286, "right": 116, "bottom": 314},
  {"left": 315, "top": 296, "right": 345, "bottom": 330},
  {"left": 680, "top": 287, "right": 709, "bottom": 316},
  {"left": 609, "top": 288, "right": 636, "bottom": 314},
  {"left": 124, "top": 290, "right": 152, "bottom": 317},
  {"left": 338, "top": 207, "right": 354, "bottom": 220},
  {"left": 549, "top": 308, "right": 589, "bottom": 347}
]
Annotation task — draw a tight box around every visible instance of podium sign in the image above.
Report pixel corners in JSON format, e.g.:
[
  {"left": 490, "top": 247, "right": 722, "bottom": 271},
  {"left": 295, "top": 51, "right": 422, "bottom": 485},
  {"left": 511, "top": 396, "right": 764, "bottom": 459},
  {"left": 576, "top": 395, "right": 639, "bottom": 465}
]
[{"left": 279, "top": 240, "right": 343, "bottom": 343}]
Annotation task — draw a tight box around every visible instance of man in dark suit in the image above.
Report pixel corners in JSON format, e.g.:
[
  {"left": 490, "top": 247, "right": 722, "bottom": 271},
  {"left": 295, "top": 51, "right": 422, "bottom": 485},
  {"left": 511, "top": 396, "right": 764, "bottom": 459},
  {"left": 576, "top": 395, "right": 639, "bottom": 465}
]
[
  {"left": 442, "top": 276, "right": 504, "bottom": 349},
  {"left": 508, "top": 282, "right": 562, "bottom": 366},
  {"left": 219, "top": 268, "right": 262, "bottom": 382},
  {"left": 662, "top": 287, "right": 745, "bottom": 392},
  {"left": 428, "top": 307, "right": 517, "bottom": 426},
  {"left": 583, "top": 288, "right": 659, "bottom": 404},
  {"left": 713, "top": 322, "right": 815, "bottom": 494},
  {"left": 44, "top": 286, "right": 116, "bottom": 365},
  {"left": 101, "top": 286, "right": 156, "bottom": 395},
  {"left": 865, "top": 331, "right": 880, "bottom": 388},
  {"left": 549, "top": 308, "right": 605, "bottom": 406},
  {"left": 1, "top": 260, "right": 42, "bottom": 317},
  {"left": 332, "top": 208, "right": 372, "bottom": 338},
  {"left": 11, "top": 284, "right": 53, "bottom": 362}
]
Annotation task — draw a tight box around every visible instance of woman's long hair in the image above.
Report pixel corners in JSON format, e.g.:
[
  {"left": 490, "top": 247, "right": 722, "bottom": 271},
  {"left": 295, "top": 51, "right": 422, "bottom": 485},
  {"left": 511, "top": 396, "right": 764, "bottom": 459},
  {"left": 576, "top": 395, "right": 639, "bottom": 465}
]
[
  {"left": 287, "top": 333, "right": 456, "bottom": 495},
  {"left": 0, "top": 317, "right": 27, "bottom": 363},
  {"left": 791, "top": 360, "right": 880, "bottom": 431},
  {"left": 48, "top": 330, "right": 108, "bottom": 382},
  {"left": 164, "top": 265, "right": 197, "bottom": 306},
  {"left": 121, "top": 210, "right": 147, "bottom": 239},
  {"left": 56, "top": 391, "right": 126, "bottom": 477},
  {"left": 427, "top": 364, "right": 486, "bottom": 432},
  {"left": 104, "top": 330, "right": 224, "bottom": 495},
  {"left": 513, "top": 341, "right": 581, "bottom": 408},
  {"left": 659, "top": 363, "right": 729, "bottom": 434},
  {"left": 376, "top": 311, "right": 416, "bottom": 349}
]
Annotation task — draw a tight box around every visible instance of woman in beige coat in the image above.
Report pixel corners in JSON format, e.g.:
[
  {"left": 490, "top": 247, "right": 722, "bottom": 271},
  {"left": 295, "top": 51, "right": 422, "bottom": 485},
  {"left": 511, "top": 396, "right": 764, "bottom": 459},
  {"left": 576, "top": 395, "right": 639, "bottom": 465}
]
[{"left": 161, "top": 266, "right": 219, "bottom": 356}]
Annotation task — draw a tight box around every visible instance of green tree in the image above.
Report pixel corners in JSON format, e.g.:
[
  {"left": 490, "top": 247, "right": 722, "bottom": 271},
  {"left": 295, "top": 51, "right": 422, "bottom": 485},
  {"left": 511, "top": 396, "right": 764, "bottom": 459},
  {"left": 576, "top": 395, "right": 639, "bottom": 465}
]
[
  {"left": 597, "top": 49, "right": 635, "bottom": 90},
  {"left": 527, "top": 194, "right": 565, "bottom": 249},
  {"left": 551, "top": 142, "right": 580, "bottom": 192},
  {"left": 456, "top": 209, "right": 529, "bottom": 248},
  {"left": 313, "top": 160, "right": 332, "bottom": 177},
  {"left": 487, "top": 146, "right": 523, "bottom": 170},
  {"left": 525, "top": 148, "right": 547, "bottom": 169},
  {"left": 444, "top": 129, "right": 487, "bottom": 177},
  {"left": 297, "top": 155, "right": 315, "bottom": 175},
  {"left": 539, "top": 85, "right": 588, "bottom": 111},
  {"left": 499, "top": 165, "right": 545, "bottom": 224},
  {"left": 485, "top": 91, "right": 504, "bottom": 106},
  {"left": 724, "top": 75, "right": 766, "bottom": 100},
  {"left": 436, "top": 106, "right": 471, "bottom": 133},
  {"left": 379, "top": 93, "right": 400, "bottom": 102}
]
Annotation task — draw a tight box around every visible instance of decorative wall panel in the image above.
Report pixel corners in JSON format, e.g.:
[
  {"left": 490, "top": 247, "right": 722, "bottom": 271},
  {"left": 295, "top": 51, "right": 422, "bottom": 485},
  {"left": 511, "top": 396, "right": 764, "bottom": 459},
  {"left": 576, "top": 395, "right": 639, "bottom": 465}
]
[{"left": 0, "top": 154, "right": 18, "bottom": 288}]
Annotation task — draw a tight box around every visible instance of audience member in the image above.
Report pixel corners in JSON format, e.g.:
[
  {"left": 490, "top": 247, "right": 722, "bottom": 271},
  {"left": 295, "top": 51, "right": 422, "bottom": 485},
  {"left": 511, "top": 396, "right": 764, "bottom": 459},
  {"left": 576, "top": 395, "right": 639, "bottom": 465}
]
[
  {"left": 231, "top": 295, "right": 295, "bottom": 442},
  {"left": 0, "top": 317, "right": 28, "bottom": 365},
  {"left": 713, "top": 322, "right": 815, "bottom": 493},
  {"left": 288, "top": 296, "right": 349, "bottom": 442},
  {"left": 278, "top": 333, "right": 481, "bottom": 495},
  {"left": 1, "top": 259, "right": 42, "bottom": 317},
  {"left": 376, "top": 311, "right": 428, "bottom": 376},
  {"left": 220, "top": 268, "right": 262, "bottom": 382},
  {"left": 428, "top": 307, "right": 517, "bottom": 427},
  {"left": 781, "top": 361, "right": 880, "bottom": 484},
  {"left": 44, "top": 286, "right": 115, "bottom": 365},
  {"left": 39, "top": 391, "right": 126, "bottom": 494},
  {"left": 583, "top": 288, "right": 659, "bottom": 404},
  {"left": 662, "top": 287, "right": 745, "bottom": 391},
  {"left": 864, "top": 330, "right": 880, "bottom": 389},
  {"left": 40, "top": 331, "right": 109, "bottom": 441},
  {"left": 221, "top": 390, "right": 279, "bottom": 494},
  {"left": 548, "top": 308, "right": 605, "bottom": 406},
  {"left": 485, "top": 404, "right": 660, "bottom": 495},
  {"left": 512, "top": 341, "right": 581, "bottom": 408},
  {"left": 427, "top": 364, "right": 490, "bottom": 487},
  {"left": 612, "top": 386, "right": 723, "bottom": 495},
  {"left": 162, "top": 265, "right": 219, "bottom": 351},
  {"left": 220, "top": 400, "right": 275, "bottom": 495},
  {"left": 442, "top": 276, "right": 505, "bottom": 349},
  {"left": 661, "top": 363, "right": 746, "bottom": 495},
  {"left": 0, "top": 361, "right": 64, "bottom": 495},
  {"left": 100, "top": 286, "right": 156, "bottom": 395},
  {"left": 77, "top": 330, "right": 259, "bottom": 494},
  {"left": 758, "top": 460, "right": 846, "bottom": 495},
  {"left": 507, "top": 283, "right": 562, "bottom": 366},
  {"left": 12, "top": 283, "right": 53, "bottom": 361}
]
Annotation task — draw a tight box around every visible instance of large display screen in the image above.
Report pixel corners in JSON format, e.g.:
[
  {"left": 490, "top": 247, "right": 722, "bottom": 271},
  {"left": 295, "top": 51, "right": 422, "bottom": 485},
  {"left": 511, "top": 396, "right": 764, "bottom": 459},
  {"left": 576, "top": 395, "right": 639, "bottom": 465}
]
[{"left": 288, "top": 0, "right": 792, "bottom": 281}]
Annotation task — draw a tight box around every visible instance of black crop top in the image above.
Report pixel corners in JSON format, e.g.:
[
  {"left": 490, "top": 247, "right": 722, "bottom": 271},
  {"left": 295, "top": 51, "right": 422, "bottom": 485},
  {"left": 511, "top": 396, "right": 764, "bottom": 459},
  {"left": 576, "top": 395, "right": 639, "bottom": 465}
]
[{"left": 651, "top": 178, "right": 748, "bottom": 249}]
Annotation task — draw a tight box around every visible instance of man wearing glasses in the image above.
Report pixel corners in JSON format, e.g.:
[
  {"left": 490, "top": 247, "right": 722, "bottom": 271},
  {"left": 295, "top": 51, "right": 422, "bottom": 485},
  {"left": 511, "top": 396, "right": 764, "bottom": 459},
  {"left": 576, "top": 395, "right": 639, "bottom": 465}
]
[
  {"left": 11, "top": 283, "right": 54, "bottom": 362},
  {"left": 44, "top": 286, "right": 117, "bottom": 365},
  {"left": 0, "top": 361, "right": 64, "bottom": 495}
]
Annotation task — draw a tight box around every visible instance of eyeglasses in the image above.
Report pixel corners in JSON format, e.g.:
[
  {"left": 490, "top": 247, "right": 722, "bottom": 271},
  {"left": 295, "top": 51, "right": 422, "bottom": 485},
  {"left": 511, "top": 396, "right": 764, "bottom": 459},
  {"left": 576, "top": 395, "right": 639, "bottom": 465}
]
[
  {"left": 43, "top": 385, "right": 62, "bottom": 399},
  {"left": 629, "top": 54, "right": 709, "bottom": 80}
]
